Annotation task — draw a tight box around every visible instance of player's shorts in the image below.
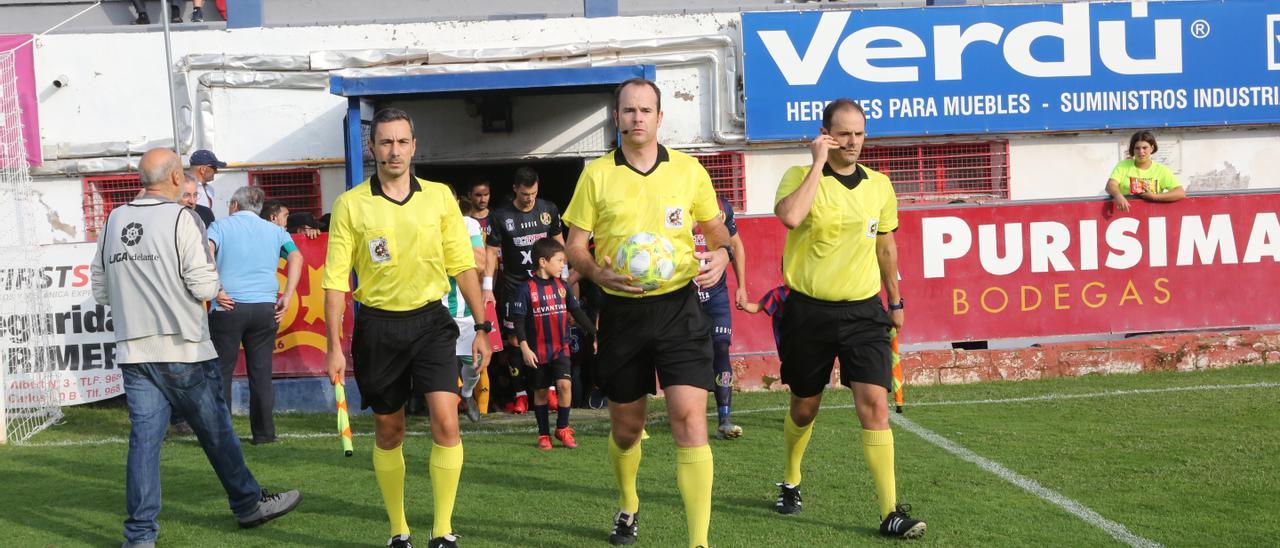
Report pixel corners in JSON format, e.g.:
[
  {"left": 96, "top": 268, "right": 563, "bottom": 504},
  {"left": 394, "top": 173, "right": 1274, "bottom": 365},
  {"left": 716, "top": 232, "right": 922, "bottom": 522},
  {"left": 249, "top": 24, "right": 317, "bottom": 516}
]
[
  {"left": 597, "top": 283, "right": 714, "bottom": 403},
  {"left": 495, "top": 283, "right": 521, "bottom": 347},
  {"left": 453, "top": 315, "right": 476, "bottom": 357},
  {"left": 778, "top": 291, "right": 893, "bottom": 398},
  {"left": 351, "top": 301, "right": 460, "bottom": 414},
  {"left": 697, "top": 284, "right": 733, "bottom": 344},
  {"left": 523, "top": 355, "right": 571, "bottom": 389}
]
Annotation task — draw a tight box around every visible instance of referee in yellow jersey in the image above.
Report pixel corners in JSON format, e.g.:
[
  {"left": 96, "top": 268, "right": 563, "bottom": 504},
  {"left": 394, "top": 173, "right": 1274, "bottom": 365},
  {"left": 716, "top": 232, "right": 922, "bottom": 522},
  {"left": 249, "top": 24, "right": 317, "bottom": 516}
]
[
  {"left": 771, "top": 99, "right": 926, "bottom": 539},
  {"left": 563, "top": 78, "right": 732, "bottom": 548},
  {"left": 323, "top": 108, "right": 492, "bottom": 548}
]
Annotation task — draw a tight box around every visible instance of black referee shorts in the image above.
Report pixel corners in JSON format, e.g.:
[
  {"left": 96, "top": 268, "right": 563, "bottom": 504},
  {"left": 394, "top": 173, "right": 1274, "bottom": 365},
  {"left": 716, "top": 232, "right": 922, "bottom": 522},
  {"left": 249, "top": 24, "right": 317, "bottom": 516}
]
[
  {"left": 778, "top": 291, "right": 893, "bottom": 398},
  {"left": 597, "top": 284, "right": 714, "bottom": 404},
  {"left": 352, "top": 301, "right": 460, "bottom": 415}
]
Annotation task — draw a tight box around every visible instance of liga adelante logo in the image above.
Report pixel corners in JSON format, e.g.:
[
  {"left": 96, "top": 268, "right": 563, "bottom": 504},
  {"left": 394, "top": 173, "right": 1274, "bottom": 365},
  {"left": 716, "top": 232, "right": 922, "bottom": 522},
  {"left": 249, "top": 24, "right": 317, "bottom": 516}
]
[{"left": 121, "top": 222, "right": 144, "bottom": 246}]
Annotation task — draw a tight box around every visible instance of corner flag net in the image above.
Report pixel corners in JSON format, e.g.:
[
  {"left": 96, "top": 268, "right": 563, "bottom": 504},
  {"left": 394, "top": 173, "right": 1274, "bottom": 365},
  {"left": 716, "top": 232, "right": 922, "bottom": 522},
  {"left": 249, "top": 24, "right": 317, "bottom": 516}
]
[{"left": 0, "top": 48, "right": 62, "bottom": 444}]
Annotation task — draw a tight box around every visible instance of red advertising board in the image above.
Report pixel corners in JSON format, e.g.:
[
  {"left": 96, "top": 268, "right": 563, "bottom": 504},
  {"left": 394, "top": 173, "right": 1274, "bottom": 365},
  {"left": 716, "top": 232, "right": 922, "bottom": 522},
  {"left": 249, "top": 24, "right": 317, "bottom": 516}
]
[
  {"left": 728, "top": 192, "right": 1280, "bottom": 350},
  {"left": 238, "top": 192, "right": 1279, "bottom": 373},
  {"left": 0, "top": 34, "right": 42, "bottom": 167}
]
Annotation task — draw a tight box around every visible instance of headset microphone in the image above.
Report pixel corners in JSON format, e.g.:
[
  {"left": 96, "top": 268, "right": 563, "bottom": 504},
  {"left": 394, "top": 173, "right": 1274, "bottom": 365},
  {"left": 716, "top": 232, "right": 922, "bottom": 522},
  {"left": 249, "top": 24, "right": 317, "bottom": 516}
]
[{"left": 620, "top": 129, "right": 630, "bottom": 135}]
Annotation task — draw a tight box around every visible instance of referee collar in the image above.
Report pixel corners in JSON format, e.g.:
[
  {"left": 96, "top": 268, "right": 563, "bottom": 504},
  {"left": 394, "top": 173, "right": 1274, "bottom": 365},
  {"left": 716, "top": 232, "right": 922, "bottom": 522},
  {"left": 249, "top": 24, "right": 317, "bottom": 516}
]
[
  {"left": 823, "top": 163, "right": 868, "bottom": 190},
  {"left": 613, "top": 145, "right": 670, "bottom": 177},
  {"left": 370, "top": 173, "right": 422, "bottom": 206}
]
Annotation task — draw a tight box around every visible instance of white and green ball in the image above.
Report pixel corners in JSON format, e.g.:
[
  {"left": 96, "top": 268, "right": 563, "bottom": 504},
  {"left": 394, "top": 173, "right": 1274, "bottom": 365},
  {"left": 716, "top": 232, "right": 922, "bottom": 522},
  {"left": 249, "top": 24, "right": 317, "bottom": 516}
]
[{"left": 614, "top": 232, "right": 677, "bottom": 291}]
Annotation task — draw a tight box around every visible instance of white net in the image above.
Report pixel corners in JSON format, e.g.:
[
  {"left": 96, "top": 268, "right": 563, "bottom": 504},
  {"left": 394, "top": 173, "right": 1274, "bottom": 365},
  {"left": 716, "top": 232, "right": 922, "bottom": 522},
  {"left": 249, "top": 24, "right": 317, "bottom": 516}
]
[{"left": 0, "top": 49, "right": 63, "bottom": 444}]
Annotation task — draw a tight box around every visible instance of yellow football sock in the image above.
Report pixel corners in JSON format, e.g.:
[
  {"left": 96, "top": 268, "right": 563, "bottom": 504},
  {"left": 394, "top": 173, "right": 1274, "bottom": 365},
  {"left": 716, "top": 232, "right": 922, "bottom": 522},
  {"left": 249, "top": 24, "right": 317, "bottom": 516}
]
[
  {"left": 676, "top": 445, "right": 714, "bottom": 548},
  {"left": 372, "top": 444, "right": 410, "bottom": 537},
  {"left": 608, "top": 432, "right": 642, "bottom": 513},
  {"left": 862, "top": 428, "right": 897, "bottom": 519},
  {"left": 783, "top": 414, "right": 814, "bottom": 486},
  {"left": 430, "top": 442, "right": 464, "bottom": 537}
]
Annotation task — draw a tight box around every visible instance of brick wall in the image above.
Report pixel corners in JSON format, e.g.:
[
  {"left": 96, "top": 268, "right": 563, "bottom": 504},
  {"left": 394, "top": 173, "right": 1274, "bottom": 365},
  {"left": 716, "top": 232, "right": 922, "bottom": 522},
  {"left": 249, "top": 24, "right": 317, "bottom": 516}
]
[{"left": 731, "top": 330, "right": 1280, "bottom": 391}]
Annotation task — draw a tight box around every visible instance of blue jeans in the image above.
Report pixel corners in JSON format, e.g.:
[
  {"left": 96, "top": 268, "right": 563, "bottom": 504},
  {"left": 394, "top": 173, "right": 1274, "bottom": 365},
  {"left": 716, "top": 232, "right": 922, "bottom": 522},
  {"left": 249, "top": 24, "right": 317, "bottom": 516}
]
[{"left": 122, "top": 359, "right": 261, "bottom": 544}]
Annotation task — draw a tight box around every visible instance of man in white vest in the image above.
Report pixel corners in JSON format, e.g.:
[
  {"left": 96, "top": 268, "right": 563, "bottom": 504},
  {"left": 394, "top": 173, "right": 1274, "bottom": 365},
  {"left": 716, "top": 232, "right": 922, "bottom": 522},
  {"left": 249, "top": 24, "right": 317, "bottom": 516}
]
[{"left": 92, "top": 148, "right": 300, "bottom": 548}]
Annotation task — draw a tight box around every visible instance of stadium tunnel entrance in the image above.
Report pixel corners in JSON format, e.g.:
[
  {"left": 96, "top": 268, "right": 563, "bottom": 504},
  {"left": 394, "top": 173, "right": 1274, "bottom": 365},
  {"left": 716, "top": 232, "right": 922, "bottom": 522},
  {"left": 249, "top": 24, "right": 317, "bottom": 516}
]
[
  {"left": 330, "top": 65, "right": 657, "bottom": 208},
  {"left": 416, "top": 159, "right": 583, "bottom": 213}
]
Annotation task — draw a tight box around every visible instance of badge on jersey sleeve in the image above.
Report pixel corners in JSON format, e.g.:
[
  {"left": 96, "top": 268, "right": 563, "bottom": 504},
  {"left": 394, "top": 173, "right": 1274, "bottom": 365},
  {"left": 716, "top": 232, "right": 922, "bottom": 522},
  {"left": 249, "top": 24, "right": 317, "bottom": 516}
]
[
  {"left": 368, "top": 237, "right": 392, "bottom": 263},
  {"left": 866, "top": 219, "right": 880, "bottom": 238}
]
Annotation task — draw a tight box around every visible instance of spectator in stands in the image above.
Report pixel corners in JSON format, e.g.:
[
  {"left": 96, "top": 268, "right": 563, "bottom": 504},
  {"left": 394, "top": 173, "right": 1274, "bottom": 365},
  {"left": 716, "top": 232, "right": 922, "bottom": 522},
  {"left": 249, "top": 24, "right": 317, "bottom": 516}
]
[
  {"left": 166, "top": 173, "right": 215, "bottom": 438},
  {"left": 130, "top": 0, "right": 208, "bottom": 24},
  {"left": 262, "top": 200, "right": 324, "bottom": 245},
  {"left": 207, "top": 187, "right": 304, "bottom": 445},
  {"left": 286, "top": 211, "right": 324, "bottom": 239},
  {"left": 182, "top": 174, "right": 217, "bottom": 227},
  {"left": 91, "top": 148, "right": 300, "bottom": 546},
  {"left": 1105, "top": 130, "right": 1185, "bottom": 212},
  {"left": 189, "top": 149, "right": 225, "bottom": 210},
  {"left": 260, "top": 200, "right": 289, "bottom": 228}
]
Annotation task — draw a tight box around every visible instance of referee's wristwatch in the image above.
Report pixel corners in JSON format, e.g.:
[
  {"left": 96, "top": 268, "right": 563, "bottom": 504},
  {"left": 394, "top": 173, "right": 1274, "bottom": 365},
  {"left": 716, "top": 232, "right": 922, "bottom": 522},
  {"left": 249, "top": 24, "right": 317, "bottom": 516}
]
[
  {"left": 888, "top": 299, "right": 904, "bottom": 311},
  {"left": 474, "top": 321, "right": 494, "bottom": 333}
]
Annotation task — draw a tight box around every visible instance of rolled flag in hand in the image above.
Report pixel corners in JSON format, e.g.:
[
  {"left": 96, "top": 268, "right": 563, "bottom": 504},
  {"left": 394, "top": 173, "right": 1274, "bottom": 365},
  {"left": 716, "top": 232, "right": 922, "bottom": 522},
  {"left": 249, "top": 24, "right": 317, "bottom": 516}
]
[
  {"left": 333, "top": 375, "right": 354, "bottom": 457},
  {"left": 890, "top": 328, "right": 904, "bottom": 414}
]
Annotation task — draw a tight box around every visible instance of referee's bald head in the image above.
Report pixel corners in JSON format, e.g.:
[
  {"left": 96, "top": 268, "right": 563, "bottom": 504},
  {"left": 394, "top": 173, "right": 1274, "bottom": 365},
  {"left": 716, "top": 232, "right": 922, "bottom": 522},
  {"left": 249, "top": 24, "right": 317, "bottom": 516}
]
[
  {"left": 614, "top": 78, "right": 662, "bottom": 113},
  {"left": 822, "top": 98, "right": 866, "bottom": 130}
]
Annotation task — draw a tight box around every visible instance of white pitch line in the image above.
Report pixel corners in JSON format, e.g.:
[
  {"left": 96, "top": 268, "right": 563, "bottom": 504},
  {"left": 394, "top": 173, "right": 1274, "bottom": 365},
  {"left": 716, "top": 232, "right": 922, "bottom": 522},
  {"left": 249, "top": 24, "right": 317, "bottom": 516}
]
[
  {"left": 17, "top": 382, "right": 1279, "bottom": 448},
  {"left": 725, "top": 381, "right": 1280, "bottom": 417},
  {"left": 891, "top": 413, "right": 1163, "bottom": 548},
  {"left": 20, "top": 420, "right": 604, "bottom": 448},
  {"left": 903, "top": 382, "right": 1280, "bottom": 408}
]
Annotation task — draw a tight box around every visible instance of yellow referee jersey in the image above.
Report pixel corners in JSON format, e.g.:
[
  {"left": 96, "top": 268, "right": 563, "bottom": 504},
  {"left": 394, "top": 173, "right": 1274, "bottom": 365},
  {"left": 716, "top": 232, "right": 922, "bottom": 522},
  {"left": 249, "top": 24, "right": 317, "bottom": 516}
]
[
  {"left": 322, "top": 175, "right": 476, "bottom": 311},
  {"left": 563, "top": 146, "right": 720, "bottom": 298},
  {"left": 775, "top": 163, "right": 898, "bottom": 302}
]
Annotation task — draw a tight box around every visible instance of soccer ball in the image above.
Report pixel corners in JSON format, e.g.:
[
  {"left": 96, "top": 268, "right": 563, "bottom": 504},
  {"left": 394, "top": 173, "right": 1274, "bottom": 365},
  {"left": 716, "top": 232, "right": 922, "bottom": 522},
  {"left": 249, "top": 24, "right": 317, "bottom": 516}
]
[{"left": 614, "top": 232, "right": 677, "bottom": 291}]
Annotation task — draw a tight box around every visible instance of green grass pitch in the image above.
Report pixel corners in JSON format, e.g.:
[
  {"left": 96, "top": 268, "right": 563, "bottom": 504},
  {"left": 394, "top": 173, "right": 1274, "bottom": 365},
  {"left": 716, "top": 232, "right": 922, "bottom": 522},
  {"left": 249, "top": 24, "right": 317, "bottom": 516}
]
[{"left": 3, "top": 364, "right": 1278, "bottom": 547}]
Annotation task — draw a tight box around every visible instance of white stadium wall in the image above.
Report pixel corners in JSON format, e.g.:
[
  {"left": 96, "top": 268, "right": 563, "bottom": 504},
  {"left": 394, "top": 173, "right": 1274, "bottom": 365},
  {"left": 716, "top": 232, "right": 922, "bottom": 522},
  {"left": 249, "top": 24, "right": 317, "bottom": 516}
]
[
  {"left": 25, "top": 178, "right": 84, "bottom": 245},
  {"left": 25, "top": 9, "right": 1280, "bottom": 243},
  {"left": 31, "top": 13, "right": 733, "bottom": 158},
  {"left": 1007, "top": 128, "right": 1280, "bottom": 201},
  {"left": 28, "top": 13, "right": 737, "bottom": 235},
  {"left": 742, "top": 147, "right": 807, "bottom": 216}
]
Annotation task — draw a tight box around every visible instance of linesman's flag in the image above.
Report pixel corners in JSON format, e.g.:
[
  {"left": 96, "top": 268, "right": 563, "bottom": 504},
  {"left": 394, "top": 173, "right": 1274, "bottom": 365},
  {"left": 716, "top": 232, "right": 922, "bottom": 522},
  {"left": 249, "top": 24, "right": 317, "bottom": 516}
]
[{"left": 890, "top": 328, "right": 904, "bottom": 413}]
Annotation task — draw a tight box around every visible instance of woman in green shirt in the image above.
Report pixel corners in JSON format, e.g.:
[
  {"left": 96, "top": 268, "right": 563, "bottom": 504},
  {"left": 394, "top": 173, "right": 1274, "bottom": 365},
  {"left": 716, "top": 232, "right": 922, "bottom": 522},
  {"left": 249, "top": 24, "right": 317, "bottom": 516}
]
[{"left": 1105, "top": 130, "right": 1186, "bottom": 212}]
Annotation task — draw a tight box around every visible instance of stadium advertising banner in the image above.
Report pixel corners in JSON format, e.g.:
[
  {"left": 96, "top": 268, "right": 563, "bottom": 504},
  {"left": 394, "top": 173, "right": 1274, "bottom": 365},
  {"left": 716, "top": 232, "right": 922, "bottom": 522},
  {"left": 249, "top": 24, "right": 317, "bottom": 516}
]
[
  {"left": 897, "top": 193, "right": 1280, "bottom": 343},
  {"left": 729, "top": 192, "right": 1280, "bottom": 349},
  {"left": 742, "top": 0, "right": 1280, "bottom": 140},
  {"left": 3, "top": 236, "right": 358, "bottom": 411},
  {"left": 0, "top": 34, "right": 42, "bottom": 166},
  {"left": 3, "top": 243, "right": 120, "bottom": 407}
]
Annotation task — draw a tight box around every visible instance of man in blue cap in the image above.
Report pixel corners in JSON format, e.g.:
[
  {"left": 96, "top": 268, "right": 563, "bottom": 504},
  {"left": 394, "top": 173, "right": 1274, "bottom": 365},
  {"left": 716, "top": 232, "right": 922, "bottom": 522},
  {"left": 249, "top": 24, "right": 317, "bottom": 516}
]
[{"left": 189, "top": 149, "right": 227, "bottom": 211}]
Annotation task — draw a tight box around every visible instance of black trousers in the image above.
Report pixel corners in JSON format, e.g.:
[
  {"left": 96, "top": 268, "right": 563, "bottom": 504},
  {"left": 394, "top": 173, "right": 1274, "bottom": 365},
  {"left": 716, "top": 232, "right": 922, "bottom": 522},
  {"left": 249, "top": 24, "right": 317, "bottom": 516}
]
[{"left": 210, "top": 302, "right": 278, "bottom": 442}]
